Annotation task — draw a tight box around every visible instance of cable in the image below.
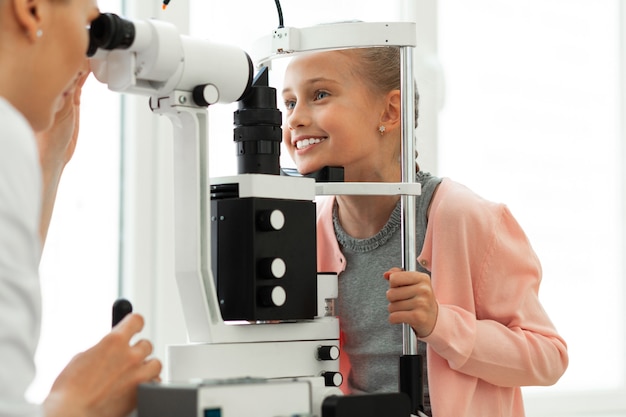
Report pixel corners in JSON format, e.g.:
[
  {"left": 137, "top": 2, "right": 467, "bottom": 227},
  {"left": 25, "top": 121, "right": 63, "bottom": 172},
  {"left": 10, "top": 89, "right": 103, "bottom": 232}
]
[{"left": 274, "top": 0, "right": 284, "bottom": 28}]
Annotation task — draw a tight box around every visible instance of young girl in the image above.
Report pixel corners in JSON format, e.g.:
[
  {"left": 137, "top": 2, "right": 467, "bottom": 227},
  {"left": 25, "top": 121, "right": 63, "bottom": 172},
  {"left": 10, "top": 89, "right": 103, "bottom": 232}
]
[{"left": 281, "top": 46, "right": 568, "bottom": 416}]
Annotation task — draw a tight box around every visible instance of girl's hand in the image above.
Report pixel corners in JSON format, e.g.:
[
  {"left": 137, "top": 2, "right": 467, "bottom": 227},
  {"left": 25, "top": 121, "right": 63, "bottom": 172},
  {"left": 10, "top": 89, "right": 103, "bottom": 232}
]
[{"left": 384, "top": 267, "right": 439, "bottom": 337}]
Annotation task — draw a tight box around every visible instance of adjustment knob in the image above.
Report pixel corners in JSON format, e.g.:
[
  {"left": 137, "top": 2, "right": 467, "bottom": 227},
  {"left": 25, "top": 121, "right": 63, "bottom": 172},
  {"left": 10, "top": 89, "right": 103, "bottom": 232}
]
[
  {"left": 257, "top": 209, "right": 285, "bottom": 231},
  {"left": 317, "top": 345, "right": 340, "bottom": 361},
  {"left": 192, "top": 84, "right": 219, "bottom": 106},
  {"left": 259, "top": 257, "right": 286, "bottom": 279},
  {"left": 258, "top": 285, "right": 287, "bottom": 307},
  {"left": 112, "top": 298, "right": 133, "bottom": 327},
  {"left": 322, "top": 371, "right": 343, "bottom": 387}
]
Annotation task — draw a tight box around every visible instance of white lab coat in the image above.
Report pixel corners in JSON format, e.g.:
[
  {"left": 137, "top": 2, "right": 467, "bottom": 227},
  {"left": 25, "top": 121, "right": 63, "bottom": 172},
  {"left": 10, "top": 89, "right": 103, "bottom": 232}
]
[{"left": 0, "top": 97, "right": 44, "bottom": 417}]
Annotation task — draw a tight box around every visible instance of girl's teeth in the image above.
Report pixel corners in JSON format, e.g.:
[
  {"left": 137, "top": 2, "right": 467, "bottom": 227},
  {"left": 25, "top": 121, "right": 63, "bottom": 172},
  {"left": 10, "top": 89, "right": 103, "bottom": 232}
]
[{"left": 297, "top": 138, "right": 323, "bottom": 149}]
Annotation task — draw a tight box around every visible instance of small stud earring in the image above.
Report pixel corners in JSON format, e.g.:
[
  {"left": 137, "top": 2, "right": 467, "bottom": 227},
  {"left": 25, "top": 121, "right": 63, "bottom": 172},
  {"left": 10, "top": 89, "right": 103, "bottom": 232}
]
[
  {"left": 36, "top": 29, "right": 43, "bottom": 38},
  {"left": 378, "top": 125, "right": 386, "bottom": 136}
]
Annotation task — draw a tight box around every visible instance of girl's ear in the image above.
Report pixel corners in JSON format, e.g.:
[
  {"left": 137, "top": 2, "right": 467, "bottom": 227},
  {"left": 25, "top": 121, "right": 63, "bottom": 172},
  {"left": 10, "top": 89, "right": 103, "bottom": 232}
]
[
  {"left": 379, "top": 89, "right": 402, "bottom": 130},
  {"left": 12, "top": 0, "right": 42, "bottom": 41}
]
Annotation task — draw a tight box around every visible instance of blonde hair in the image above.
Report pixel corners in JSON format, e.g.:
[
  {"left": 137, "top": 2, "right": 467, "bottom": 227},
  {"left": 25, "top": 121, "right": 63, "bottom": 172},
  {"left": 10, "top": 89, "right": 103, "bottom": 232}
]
[{"left": 340, "top": 46, "right": 419, "bottom": 127}]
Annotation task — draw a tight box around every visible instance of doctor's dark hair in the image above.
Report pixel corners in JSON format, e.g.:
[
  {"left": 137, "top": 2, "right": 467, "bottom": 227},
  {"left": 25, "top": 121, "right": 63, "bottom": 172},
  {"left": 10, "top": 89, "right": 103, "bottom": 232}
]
[{"left": 340, "top": 46, "right": 419, "bottom": 128}]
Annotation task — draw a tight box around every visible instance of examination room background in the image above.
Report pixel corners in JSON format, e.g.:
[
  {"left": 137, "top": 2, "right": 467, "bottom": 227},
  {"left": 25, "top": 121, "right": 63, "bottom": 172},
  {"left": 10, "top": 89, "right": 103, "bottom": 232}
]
[{"left": 29, "top": 1, "right": 625, "bottom": 416}]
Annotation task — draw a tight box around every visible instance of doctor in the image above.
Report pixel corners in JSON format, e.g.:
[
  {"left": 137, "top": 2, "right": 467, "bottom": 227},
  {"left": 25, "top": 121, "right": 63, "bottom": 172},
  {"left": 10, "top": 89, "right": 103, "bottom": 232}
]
[{"left": 0, "top": 0, "right": 162, "bottom": 416}]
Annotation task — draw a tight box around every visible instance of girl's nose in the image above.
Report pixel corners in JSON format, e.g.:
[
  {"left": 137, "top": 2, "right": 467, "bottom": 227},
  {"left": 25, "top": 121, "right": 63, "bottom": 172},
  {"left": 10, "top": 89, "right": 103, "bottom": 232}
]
[{"left": 286, "top": 102, "right": 310, "bottom": 130}]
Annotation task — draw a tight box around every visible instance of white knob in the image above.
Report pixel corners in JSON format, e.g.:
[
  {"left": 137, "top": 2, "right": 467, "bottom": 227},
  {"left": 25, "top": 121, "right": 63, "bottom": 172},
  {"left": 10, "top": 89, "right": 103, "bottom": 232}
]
[
  {"left": 270, "top": 286, "right": 286, "bottom": 307},
  {"left": 269, "top": 209, "right": 285, "bottom": 230},
  {"left": 270, "top": 258, "right": 286, "bottom": 278}
]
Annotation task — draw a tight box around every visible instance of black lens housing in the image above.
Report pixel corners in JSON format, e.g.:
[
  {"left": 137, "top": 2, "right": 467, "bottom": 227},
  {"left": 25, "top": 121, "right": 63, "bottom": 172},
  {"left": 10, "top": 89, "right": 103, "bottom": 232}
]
[
  {"left": 234, "top": 67, "right": 282, "bottom": 175},
  {"left": 87, "top": 13, "right": 135, "bottom": 57}
]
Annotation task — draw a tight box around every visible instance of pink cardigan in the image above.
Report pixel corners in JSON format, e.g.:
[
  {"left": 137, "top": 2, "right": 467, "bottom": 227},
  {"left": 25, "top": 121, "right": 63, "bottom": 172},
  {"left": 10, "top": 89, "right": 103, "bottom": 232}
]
[{"left": 316, "top": 178, "right": 568, "bottom": 417}]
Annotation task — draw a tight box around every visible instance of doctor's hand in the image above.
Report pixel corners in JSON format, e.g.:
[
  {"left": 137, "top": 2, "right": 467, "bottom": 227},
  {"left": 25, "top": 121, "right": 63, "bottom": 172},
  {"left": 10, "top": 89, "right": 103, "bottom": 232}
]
[
  {"left": 35, "top": 60, "right": 90, "bottom": 244},
  {"left": 384, "top": 267, "right": 438, "bottom": 338},
  {"left": 37, "top": 61, "right": 90, "bottom": 173},
  {"left": 43, "top": 313, "right": 162, "bottom": 417}
]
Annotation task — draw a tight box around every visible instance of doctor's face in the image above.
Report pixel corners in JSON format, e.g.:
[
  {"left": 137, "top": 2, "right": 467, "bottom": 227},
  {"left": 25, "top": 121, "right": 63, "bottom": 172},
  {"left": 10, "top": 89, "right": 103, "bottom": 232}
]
[{"left": 34, "top": 0, "right": 100, "bottom": 131}]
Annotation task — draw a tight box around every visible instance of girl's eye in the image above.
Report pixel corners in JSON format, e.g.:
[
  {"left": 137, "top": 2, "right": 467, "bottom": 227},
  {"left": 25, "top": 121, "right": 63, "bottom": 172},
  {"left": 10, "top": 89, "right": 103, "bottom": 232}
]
[
  {"left": 284, "top": 100, "right": 296, "bottom": 110},
  {"left": 314, "top": 91, "right": 330, "bottom": 100}
]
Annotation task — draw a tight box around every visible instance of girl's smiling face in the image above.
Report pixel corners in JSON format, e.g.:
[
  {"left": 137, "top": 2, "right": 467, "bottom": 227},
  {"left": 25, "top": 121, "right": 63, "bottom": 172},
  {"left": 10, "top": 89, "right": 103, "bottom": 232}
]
[{"left": 281, "top": 50, "right": 390, "bottom": 179}]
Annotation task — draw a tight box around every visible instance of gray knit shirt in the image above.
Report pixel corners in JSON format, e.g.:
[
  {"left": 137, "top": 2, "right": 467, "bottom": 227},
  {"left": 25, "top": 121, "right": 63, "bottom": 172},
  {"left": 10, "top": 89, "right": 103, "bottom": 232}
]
[{"left": 333, "top": 171, "right": 441, "bottom": 415}]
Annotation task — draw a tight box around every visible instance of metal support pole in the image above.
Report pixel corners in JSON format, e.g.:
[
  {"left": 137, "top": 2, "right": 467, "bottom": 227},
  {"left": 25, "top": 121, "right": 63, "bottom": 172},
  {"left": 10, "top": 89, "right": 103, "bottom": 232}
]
[
  {"left": 400, "top": 45, "right": 418, "bottom": 355},
  {"left": 399, "top": 44, "right": 425, "bottom": 415}
]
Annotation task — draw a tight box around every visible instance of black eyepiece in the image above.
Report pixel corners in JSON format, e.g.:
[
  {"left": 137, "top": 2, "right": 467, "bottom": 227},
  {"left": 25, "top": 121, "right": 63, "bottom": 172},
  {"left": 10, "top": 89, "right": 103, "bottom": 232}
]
[{"left": 87, "top": 13, "right": 136, "bottom": 57}]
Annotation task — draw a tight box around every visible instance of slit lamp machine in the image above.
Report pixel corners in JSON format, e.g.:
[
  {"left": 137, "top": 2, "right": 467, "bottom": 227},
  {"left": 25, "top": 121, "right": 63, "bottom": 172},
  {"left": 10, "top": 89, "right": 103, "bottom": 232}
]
[{"left": 88, "top": 10, "right": 423, "bottom": 417}]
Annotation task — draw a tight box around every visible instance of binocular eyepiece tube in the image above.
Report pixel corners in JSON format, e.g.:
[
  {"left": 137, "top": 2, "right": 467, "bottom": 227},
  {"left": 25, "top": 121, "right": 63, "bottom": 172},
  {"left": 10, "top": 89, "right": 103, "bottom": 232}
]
[
  {"left": 88, "top": 12, "right": 255, "bottom": 106},
  {"left": 87, "top": 13, "right": 136, "bottom": 57}
]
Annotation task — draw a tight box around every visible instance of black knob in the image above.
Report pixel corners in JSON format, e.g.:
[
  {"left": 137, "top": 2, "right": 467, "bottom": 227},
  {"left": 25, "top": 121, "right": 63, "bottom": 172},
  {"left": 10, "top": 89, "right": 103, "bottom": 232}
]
[
  {"left": 193, "top": 84, "right": 218, "bottom": 107},
  {"left": 258, "top": 286, "right": 287, "bottom": 307},
  {"left": 258, "top": 257, "right": 286, "bottom": 279},
  {"left": 322, "top": 371, "right": 343, "bottom": 387},
  {"left": 257, "top": 209, "right": 285, "bottom": 231},
  {"left": 317, "top": 345, "right": 340, "bottom": 361},
  {"left": 112, "top": 298, "right": 133, "bottom": 327}
]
